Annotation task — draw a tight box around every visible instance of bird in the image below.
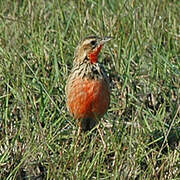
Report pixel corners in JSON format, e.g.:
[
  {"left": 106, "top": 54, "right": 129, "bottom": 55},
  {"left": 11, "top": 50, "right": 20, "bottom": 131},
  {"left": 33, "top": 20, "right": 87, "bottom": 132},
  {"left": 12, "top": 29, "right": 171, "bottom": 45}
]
[{"left": 65, "top": 36, "right": 112, "bottom": 133}]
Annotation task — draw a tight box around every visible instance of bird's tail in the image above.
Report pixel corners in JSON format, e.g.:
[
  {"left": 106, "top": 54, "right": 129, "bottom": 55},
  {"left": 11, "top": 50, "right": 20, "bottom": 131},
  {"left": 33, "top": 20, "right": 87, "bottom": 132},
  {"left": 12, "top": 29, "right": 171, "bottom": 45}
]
[{"left": 81, "top": 118, "right": 97, "bottom": 131}]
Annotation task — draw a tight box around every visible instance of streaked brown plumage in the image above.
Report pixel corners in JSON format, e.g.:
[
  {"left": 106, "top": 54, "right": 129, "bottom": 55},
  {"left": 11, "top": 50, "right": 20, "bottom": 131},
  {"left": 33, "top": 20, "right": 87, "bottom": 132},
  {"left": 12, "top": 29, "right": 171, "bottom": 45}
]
[{"left": 65, "top": 36, "right": 111, "bottom": 132}]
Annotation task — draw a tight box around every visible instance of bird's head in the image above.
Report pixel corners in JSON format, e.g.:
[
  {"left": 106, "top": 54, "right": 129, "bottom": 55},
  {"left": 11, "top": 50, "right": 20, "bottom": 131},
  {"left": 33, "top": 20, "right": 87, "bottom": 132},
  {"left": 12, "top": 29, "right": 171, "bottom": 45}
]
[{"left": 74, "top": 36, "right": 112, "bottom": 64}]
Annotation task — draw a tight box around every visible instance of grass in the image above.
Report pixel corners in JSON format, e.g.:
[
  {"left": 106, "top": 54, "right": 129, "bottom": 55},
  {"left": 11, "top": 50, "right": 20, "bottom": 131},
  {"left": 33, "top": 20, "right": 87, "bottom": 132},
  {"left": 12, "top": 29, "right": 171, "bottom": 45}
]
[{"left": 0, "top": 0, "right": 180, "bottom": 179}]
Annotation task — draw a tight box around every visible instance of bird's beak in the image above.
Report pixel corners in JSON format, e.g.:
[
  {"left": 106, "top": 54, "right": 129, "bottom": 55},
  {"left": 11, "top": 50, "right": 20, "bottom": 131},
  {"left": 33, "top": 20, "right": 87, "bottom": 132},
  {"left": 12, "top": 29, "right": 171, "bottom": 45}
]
[
  {"left": 100, "top": 37, "right": 113, "bottom": 45},
  {"left": 88, "top": 36, "right": 113, "bottom": 64}
]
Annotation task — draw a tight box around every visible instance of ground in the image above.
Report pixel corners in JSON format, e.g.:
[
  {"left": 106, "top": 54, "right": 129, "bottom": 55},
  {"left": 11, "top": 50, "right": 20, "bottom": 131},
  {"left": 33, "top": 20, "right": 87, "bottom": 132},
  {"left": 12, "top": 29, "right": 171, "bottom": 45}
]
[{"left": 0, "top": 0, "right": 180, "bottom": 179}]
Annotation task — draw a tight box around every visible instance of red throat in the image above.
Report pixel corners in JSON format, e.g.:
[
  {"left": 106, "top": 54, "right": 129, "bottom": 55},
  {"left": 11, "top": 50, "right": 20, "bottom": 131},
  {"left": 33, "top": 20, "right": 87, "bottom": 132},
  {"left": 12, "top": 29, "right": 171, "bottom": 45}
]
[{"left": 88, "top": 45, "right": 103, "bottom": 64}]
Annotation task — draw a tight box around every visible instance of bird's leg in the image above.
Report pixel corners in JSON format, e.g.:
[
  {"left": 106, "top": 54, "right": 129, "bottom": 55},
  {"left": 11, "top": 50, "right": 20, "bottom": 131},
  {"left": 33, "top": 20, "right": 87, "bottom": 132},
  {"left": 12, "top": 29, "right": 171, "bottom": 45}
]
[
  {"left": 77, "top": 122, "right": 82, "bottom": 137},
  {"left": 74, "top": 121, "right": 82, "bottom": 148},
  {"left": 97, "top": 123, "right": 107, "bottom": 151}
]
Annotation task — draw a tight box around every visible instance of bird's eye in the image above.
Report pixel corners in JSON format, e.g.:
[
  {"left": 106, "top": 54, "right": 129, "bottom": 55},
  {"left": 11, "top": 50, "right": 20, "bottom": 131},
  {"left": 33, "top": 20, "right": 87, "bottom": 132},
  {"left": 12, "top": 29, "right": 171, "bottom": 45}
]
[{"left": 91, "top": 40, "right": 97, "bottom": 46}]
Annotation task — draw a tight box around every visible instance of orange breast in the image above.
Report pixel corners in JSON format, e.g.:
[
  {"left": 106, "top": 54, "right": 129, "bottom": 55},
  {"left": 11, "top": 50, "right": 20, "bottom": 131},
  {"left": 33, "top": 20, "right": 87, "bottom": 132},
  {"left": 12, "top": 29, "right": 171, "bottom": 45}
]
[{"left": 66, "top": 77, "right": 110, "bottom": 120}]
